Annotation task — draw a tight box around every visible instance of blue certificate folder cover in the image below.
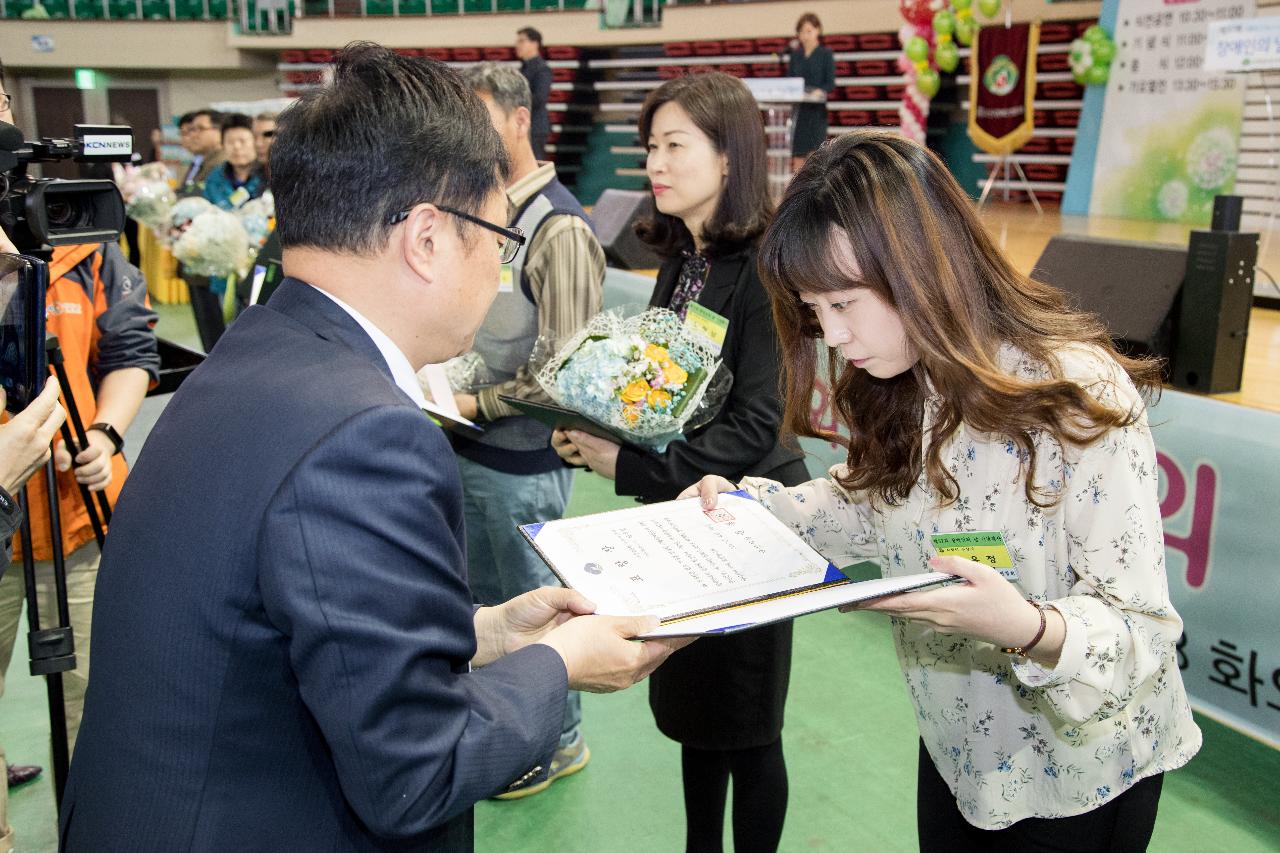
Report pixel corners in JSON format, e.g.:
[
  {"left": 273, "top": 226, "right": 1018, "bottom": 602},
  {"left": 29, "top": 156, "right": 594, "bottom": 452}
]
[{"left": 519, "top": 490, "right": 952, "bottom": 635}]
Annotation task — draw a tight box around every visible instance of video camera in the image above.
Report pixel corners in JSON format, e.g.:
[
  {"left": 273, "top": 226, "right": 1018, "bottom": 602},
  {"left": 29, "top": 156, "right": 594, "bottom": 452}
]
[{"left": 0, "top": 120, "right": 132, "bottom": 254}]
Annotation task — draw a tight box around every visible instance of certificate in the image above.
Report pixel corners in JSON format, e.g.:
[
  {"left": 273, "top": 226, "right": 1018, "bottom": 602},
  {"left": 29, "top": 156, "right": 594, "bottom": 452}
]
[{"left": 519, "top": 491, "right": 954, "bottom": 637}]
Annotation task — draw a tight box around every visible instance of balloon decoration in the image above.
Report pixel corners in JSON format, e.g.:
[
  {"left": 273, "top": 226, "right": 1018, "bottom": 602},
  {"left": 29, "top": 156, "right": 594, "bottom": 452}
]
[
  {"left": 1069, "top": 25, "right": 1117, "bottom": 86},
  {"left": 897, "top": 0, "right": 983, "bottom": 144}
]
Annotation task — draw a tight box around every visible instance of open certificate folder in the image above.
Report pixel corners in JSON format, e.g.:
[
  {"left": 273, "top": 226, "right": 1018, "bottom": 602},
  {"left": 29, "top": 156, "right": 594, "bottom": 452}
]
[{"left": 519, "top": 490, "right": 955, "bottom": 638}]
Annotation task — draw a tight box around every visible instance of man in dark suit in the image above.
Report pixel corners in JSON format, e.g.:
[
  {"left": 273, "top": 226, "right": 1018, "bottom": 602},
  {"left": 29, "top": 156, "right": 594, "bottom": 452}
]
[
  {"left": 59, "top": 43, "right": 682, "bottom": 852},
  {"left": 515, "top": 26, "right": 552, "bottom": 161},
  {"left": 176, "top": 109, "right": 229, "bottom": 353}
]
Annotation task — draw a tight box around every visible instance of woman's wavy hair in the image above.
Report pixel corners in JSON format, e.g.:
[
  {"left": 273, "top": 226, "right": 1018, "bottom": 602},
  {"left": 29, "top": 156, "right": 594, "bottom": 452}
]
[
  {"left": 634, "top": 72, "right": 772, "bottom": 260},
  {"left": 758, "top": 131, "right": 1162, "bottom": 508}
]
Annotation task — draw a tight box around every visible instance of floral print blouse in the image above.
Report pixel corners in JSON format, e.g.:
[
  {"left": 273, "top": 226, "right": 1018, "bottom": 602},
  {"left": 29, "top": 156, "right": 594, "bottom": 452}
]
[{"left": 740, "top": 343, "right": 1201, "bottom": 829}]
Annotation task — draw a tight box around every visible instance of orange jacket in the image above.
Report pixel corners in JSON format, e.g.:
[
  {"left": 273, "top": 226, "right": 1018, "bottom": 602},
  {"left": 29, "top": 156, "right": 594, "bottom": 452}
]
[{"left": 11, "top": 242, "right": 159, "bottom": 563}]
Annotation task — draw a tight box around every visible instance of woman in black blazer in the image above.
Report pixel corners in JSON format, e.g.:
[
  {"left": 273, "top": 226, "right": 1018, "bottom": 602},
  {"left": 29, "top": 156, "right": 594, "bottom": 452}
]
[
  {"left": 553, "top": 72, "right": 807, "bottom": 853},
  {"left": 788, "top": 12, "right": 836, "bottom": 172}
]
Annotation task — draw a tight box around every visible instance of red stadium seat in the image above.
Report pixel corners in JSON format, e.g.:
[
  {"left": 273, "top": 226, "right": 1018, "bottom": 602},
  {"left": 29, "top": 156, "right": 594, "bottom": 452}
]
[
  {"left": 1038, "top": 22, "right": 1074, "bottom": 43},
  {"left": 422, "top": 48, "right": 450, "bottom": 60},
  {"left": 855, "top": 60, "right": 892, "bottom": 75},
  {"left": 754, "top": 37, "right": 788, "bottom": 54},
  {"left": 856, "top": 32, "right": 896, "bottom": 51},
  {"left": 451, "top": 47, "right": 482, "bottom": 61},
  {"left": 692, "top": 40, "right": 724, "bottom": 56},
  {"left": 724, "top": 39, "right": 754, "bottom": 55},
  {"left": 1038, "top": 81, "right": 1084, "bottom": 100},
  {"left": 546, "top": 45, "right": 580, "bottom": 59},
  {"left": 664, "top": 42, "right": 692, "bottom": 57},
  {"left": 823, "top": 35, "right": 856, "bottom": 51}
]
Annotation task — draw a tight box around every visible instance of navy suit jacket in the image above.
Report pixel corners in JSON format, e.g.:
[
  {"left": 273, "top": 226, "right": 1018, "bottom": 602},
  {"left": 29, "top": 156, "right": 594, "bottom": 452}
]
[{"left": 60, "top": 278, "right": 568, "bottom": 852}]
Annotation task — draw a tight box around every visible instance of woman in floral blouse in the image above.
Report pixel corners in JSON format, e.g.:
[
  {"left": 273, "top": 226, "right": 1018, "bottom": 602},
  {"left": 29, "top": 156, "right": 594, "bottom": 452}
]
[{"left": 685, "top": 131, "right": 1201, "bottom": 852}]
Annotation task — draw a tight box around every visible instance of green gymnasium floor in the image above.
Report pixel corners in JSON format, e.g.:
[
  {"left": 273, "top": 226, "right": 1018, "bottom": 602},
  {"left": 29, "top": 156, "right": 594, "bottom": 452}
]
[{"left": 1, "top": 304, "right": 1277, "bottom": 851}]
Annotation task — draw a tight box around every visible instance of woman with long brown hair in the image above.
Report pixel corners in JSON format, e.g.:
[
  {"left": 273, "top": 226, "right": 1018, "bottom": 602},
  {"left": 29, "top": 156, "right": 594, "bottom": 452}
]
[
  {"left": 552, "top": 72, "right": 805, "bottom": 852},
  {"left": 687, "top": 131, "right": 1201, "bottom": 852}
]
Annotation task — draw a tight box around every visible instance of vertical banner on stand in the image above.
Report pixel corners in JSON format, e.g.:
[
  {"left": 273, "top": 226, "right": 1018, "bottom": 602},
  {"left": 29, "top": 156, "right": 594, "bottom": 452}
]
[
  {"left": 1089, "top": 0, "right": 1254, "bottom": 224},
  {"left": 968, "top": 22, "right": 1041, "bottom": 155}
]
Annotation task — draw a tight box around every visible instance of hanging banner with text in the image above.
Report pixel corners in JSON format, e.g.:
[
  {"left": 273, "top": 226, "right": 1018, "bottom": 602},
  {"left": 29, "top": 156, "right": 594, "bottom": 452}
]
[
  {"left": 968, "top": 22, "right": 1041, "bottom": 155},
  {"left": 800, "top": 381, "right": 1280, "bottom": 750},
  {"left": 1089, "top": 0, "right": 1253, "bottom": 224}
]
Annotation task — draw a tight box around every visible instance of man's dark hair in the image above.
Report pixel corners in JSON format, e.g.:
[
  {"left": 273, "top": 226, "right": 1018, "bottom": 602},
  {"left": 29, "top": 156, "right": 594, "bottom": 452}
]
[
  {"left": 220, "top": 112, "right": 253, "bottom": 140},
  {"left": 270, "top": 42, "right": 508, "bottom": 256},
  {"left": 516, "top": 27, "right": 543, "bottom": 48},
  {"left": 185, "top": 109, "right": 222, "bottom": 127}
]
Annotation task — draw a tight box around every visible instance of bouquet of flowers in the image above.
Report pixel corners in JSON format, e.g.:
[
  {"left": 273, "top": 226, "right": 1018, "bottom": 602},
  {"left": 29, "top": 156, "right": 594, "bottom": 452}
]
[
  {"left": 172, "top": 208, "right": 254, "bottom": 279},
  {"left": 167, "top": 197, "right": 216, "bottom": 245},
  {"left": 235, "top": 191, "right": 274, "bottom": 249},
  {"left": 535, "top": 306, "right": 731, "bottom": 451},
  {"left": 114, "top": 162, "right": 176, "bottom": 234}
]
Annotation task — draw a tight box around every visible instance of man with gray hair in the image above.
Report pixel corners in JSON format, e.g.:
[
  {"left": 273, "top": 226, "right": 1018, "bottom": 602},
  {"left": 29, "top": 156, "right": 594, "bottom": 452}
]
[{"left": 450, "top": 61, "right": 604, "bottom": 799}]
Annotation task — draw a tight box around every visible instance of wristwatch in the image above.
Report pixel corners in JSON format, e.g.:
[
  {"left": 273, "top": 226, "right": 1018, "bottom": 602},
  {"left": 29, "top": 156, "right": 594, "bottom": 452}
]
[{"left": 88, "top": 422, "right": 125, "bottom": 456}]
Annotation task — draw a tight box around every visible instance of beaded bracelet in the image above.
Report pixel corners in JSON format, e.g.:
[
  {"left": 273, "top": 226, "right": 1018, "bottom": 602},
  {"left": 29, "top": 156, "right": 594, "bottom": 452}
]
[{"left": 1001, "top": 600, "right": 1047, "bottom": 657}]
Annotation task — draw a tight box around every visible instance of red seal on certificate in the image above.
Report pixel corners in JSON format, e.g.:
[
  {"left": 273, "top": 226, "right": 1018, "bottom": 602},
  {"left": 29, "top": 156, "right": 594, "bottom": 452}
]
[{"left": 703, "top": 508, "right": 735, "bottom": 524}]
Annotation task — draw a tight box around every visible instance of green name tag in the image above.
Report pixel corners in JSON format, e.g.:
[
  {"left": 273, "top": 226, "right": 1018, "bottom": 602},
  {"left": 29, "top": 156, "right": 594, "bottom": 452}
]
[
  {"left": 930, "top": 531, "right": 1018, "bottom": 581},
  {"left": 684, "top": 303, "right": 729, "bottom": 354}
]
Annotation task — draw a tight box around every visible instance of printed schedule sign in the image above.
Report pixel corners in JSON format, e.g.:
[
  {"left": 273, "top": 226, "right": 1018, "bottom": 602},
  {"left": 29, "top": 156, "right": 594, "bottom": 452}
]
[{"left": 1089, "top": 0, "right": 1253, "bottom": 224}]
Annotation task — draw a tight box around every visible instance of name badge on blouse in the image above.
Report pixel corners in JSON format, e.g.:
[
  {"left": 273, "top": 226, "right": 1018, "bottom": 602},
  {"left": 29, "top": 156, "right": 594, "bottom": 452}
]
[
  {"left": 930, "top": 531, "right": 1019, "bottom": 581},
  {"left": 684, "top": 303, "right": 729, "bottom": 355},
  {"left": 228, "top": 186, "right": 251, "bottom": 209},
  {"left": 498, "top": 263, "right": 515, "bottom": 294}
]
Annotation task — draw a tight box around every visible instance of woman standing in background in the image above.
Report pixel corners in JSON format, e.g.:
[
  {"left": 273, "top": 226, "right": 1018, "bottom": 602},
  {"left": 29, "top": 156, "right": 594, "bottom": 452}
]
[{"left": 787, "top": 13, "right": 836, "bottom": 173}]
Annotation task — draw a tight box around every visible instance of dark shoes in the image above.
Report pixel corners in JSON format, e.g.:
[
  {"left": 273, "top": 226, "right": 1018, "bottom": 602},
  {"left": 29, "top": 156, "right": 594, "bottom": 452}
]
[{"left": 6, "top": 763, "right": 42, "bottom": 789}]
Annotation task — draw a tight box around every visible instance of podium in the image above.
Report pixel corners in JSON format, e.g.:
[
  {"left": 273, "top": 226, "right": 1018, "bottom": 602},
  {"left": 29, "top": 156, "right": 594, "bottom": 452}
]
[{"left": 743, "top": 77, "right": 817, "bottom": 202}]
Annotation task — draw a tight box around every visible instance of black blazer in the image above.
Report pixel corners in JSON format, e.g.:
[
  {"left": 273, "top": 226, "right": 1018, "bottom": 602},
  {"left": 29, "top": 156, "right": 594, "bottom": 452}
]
[
  {"left": 60, "top": 279, "right": 568, "bottom": 852},
  {"left": 615, "top": 245, "right": 804, "bottom": 502},
  {"left": 520, "top": 56, "right": 552, "bottom": 142}
]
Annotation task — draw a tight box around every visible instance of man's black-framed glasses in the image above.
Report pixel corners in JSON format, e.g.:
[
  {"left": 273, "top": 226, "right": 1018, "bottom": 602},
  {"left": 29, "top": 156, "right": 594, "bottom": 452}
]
[{"left": 389, "top": 204, "right": 526, "bottom": 264}]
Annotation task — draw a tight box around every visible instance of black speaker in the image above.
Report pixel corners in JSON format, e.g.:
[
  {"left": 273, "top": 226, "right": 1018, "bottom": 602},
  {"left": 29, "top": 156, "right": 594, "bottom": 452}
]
[
  {"left": 1172, "top": 230, "right": 1256, "bottom": 393},
  {"left": 1212, "top": 194, "right": 1244, "bottom": 232},
  {"left": 1031, "top": 234, "right": 1186, "bottom": 358},
  {"left": 591, "top": 189, "right": 661, "bottom": 270}
]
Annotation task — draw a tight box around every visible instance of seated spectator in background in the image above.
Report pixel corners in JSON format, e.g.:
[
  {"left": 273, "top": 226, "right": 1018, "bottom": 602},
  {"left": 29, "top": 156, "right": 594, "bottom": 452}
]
[
  {"left": 253, "top": 111, "right": 278, "bottom": 171},
  {"left": 204, "top": 113, "right": 267, "bottom": 211}
]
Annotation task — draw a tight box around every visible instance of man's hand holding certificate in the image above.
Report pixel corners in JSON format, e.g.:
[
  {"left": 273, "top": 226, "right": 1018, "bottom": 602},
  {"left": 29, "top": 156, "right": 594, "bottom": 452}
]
[{"left": 521, "top": 482, "right": 954, "bottom": 638}]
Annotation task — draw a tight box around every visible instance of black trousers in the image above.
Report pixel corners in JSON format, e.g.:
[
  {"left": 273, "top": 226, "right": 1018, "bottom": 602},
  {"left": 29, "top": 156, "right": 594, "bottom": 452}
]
[
  {"left": 917, "top": 740, "right": 1164, "bottom": 853},
  {"left": 186, "top": 280, "right": 226, "bottom": 353}
]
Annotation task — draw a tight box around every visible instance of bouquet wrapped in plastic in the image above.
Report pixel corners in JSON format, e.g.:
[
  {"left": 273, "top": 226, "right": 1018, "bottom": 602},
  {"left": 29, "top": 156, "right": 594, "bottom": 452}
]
[
  {"left": 235, "top": 191, "right": 274, "bottom": 249},
  {"left": 172, "top": 209, "right": 254, "bottom": 279},
  {"left": 443, "top": 352, "right": 492, "bottom": 394},
  {"left": 534, "top": 306, "right": 731, "bottom": 451},
  {"left": 167, "top": 197, "right": 216, "bottom": 245},
  {"left": 114, "top": 162, "right": 176, "bottom": 234}
]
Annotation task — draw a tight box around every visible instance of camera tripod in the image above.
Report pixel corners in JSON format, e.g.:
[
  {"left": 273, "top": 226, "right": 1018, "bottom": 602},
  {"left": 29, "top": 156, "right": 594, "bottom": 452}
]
[{"left": 15, "top": 334, "right": 111, "bottom": 808}]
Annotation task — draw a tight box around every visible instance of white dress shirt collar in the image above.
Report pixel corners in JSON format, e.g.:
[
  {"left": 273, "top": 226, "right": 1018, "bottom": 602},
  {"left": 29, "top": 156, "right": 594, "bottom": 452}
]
[{"left": 307, "top": 285, "right": 427, "bottom": 409}]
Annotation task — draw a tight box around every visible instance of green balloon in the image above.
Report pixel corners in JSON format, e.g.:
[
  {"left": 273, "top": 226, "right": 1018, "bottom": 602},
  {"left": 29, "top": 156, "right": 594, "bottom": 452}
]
[
  {"left": 917, "top": 67, "right": 941, "bottom": 97},
  {"left": 977, "top": 0, "right": 1000, "bottom": 18},
  {"left": 906, "top": 36, "right": 931, "bottom": 63},
  {"left": 951, "top": 0, "right": 972, "bottom": 10},
  {"left": 935, "top": 41, "right": 960, "bottom": 73},
  {"left": 1085, "top": 64, "right": 1109, "bottom": 86},
  {"left": 1092, "top": 40, "right": 1116, "bottom": 65},
  {"left": 955, "top": 17, "right": 977, "bottom": 46},
  {"left": 933, "top": 9, "right": 956, "bottom": 36},
  {"left": 1083, "top": 24, "right": 1108, "bottom": 44}
]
